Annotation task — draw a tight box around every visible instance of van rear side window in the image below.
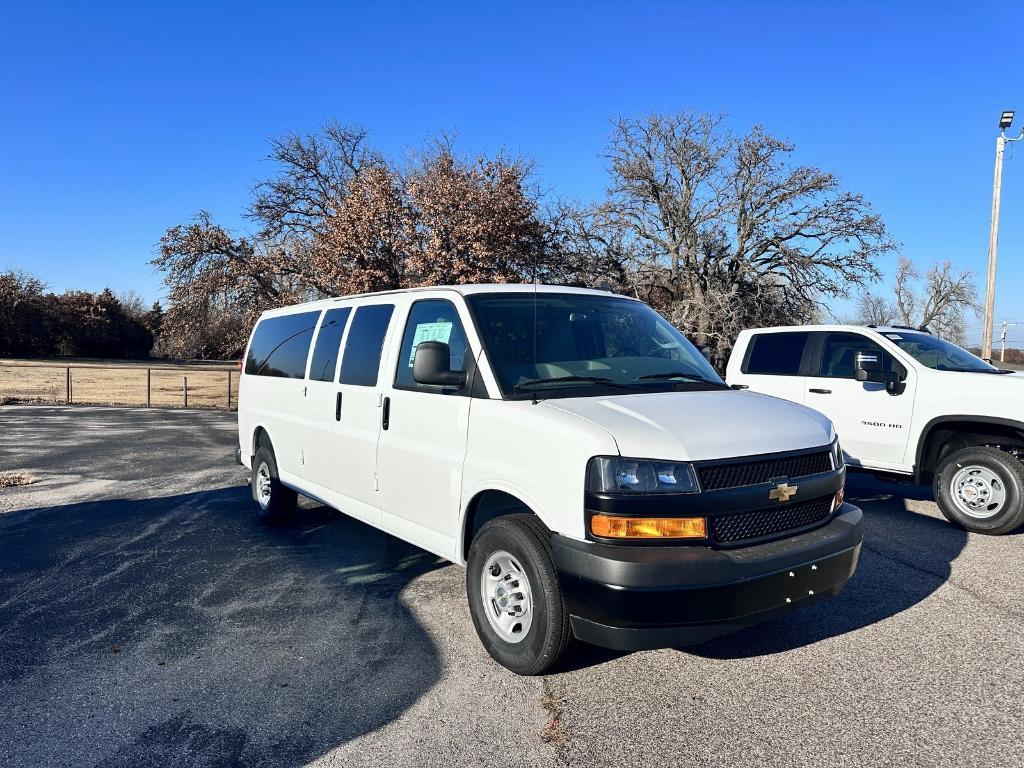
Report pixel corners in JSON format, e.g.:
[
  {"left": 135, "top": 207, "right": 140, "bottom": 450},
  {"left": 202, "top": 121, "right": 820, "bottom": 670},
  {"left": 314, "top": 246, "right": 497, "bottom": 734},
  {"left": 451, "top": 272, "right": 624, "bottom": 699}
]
[
  {"left": 743, "top": 332, "right": 810, "bottom": 376},
  {"left": 308, "top": 307, "right": 352, "bottom": 382},
  {"left": 339, "top": 304, "right": 395, "bottom": 386},
  {"left": 244, "top": 311, "right": 321, "bottom": 378}
]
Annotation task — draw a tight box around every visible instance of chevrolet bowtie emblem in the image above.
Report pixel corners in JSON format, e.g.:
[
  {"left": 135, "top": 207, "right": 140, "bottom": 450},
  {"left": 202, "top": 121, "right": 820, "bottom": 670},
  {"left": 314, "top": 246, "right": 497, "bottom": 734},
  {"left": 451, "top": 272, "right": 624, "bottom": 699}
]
[{"left": 769, "top": 482, "right": 798, "bottom": 503}]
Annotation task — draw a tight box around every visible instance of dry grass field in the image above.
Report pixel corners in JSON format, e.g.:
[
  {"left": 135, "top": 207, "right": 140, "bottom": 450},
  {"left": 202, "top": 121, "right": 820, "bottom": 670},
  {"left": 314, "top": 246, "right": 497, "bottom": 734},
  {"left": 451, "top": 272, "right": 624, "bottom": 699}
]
[{"left": 0, "top": 358, "right": 239, "bottom": 410}]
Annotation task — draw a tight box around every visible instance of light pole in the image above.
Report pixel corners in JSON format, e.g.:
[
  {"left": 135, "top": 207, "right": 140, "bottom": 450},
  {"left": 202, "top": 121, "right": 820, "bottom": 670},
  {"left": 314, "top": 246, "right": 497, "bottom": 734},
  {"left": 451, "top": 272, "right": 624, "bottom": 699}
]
[
  {"left": 1000, "top": 320, "right": 1022, "bottom": 363},
  {"left": 982, "top": 110, "right": 1024, "bottom": 360}
]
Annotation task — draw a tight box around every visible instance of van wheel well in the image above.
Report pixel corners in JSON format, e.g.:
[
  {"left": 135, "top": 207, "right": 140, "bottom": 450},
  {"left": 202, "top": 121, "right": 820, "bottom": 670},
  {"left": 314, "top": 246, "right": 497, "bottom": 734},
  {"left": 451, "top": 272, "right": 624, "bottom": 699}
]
[
  {"left": 919, "top": 420, "right": 1024, "bottom": 481},
  {"left": 253, "top": 427, "right": 271, "bottom": 457},
  {"left": 462, "top": 490, "right": 535, "bottom": 562}
]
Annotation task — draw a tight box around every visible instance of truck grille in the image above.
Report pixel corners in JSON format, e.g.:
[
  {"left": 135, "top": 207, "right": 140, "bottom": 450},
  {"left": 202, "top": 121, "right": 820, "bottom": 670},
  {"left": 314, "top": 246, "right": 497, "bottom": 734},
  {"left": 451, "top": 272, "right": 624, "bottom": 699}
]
[
  {"left": 710, "top": 496, "right": 833, "bottom": 544},
  {"left": 698, "top": 450, "right": 833, "bottom": 491}
]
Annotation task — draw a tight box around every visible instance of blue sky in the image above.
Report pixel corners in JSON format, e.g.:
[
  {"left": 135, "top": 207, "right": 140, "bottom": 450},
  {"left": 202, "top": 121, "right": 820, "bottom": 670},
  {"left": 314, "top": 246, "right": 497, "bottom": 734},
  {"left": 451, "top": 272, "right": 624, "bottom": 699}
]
[{"left": 2, "top": 1, "right": 1022, "bottom": 342}]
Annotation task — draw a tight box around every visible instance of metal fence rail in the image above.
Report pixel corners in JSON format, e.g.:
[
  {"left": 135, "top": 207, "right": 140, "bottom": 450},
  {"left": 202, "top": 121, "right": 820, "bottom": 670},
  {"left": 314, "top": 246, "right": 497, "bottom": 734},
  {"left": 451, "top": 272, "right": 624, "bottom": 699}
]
[{"left": 0, "top": 363, "right": 239, "bottom": 411}]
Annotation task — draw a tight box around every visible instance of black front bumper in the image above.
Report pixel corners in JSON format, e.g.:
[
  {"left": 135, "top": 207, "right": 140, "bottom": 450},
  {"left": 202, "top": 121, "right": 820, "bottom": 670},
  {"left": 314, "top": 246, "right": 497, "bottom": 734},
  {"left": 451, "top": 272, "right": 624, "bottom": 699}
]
[{"left": 552, "top": 503, "right": 863, "bottom": 651}]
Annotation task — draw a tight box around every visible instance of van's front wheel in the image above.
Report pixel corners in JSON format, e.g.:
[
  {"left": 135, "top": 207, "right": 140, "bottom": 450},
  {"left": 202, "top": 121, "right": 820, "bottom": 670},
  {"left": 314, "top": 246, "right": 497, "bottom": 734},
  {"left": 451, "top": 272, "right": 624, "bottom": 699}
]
[
  {"left": 466, "top": 514, "right": 574, "bottom": 675},
  {"left": 251, "top": 444, "right": 297, "bottom": 524}
]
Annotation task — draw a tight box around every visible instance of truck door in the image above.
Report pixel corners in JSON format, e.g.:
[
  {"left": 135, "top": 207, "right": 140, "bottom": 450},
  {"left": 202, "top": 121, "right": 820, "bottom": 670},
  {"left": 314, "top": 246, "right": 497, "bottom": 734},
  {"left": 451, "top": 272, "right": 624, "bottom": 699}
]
[
  {"left": 376, "top": 296, "right": 473, "bottom": 559},
  {"left": 328, "top": 302, "right": 396, "bottom": 527},
  {"left": 728, "top": 330, "right": 812, "bottom": 406},
  {"left": 803, "top": 331, "right": 916, "bottom": 470}
]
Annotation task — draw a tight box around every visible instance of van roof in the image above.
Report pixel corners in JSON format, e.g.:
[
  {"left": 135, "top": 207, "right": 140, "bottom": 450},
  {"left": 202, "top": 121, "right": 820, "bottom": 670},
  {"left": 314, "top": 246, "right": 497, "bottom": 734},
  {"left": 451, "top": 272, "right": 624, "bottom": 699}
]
[{"left": 258, "top": 283, "right": 632, "bottom": 317}]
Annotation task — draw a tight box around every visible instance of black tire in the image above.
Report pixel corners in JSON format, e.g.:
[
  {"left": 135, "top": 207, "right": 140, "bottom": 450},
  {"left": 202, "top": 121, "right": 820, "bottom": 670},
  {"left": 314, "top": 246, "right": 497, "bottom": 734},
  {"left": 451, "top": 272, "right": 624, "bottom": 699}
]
[
  {"left": 466, "top": 513, "right": 574, "bottom": 675},
  {"left": 251, "top": 444, "right": 297, "bottom": 524},
  {"left": 933, "top": 446, "right": 1024, "bottom": 535}
]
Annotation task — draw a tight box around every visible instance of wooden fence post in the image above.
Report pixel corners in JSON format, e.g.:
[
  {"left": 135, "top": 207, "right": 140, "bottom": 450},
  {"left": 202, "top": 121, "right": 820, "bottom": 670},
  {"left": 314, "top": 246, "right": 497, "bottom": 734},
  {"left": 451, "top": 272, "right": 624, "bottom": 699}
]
[
  {"left": 226, "top": 370, "right": 232, "bottom": 411},
  {"left": 66, "top": 367, "right": 71, "bottom": 404},
  {"left": 183, "top": 376, "right": 188, "bottom": 409},
  {"left": 146, "top": 369, "right": 152, "bottom": 407}
]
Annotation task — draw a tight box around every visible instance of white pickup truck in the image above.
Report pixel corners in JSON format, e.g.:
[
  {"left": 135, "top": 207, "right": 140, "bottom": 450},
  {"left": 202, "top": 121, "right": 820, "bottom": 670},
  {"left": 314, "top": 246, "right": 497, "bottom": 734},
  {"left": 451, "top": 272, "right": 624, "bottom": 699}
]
[{"left": 727, "top": 325, "right": 1024, "bottom": 535}]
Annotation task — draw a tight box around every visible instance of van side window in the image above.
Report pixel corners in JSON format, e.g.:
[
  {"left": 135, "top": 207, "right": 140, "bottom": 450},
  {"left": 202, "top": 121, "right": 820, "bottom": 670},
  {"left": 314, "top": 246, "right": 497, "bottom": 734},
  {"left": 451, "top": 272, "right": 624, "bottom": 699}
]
[
  {"left": 818, "top": 332, "right": 903, "bottom": 379},
  {"left": 339, "top": 304, "right": 395, "bottom": 386},
  {"left": 743, "top": 332, "right": 810, "bottom": 375},
  {"left": 244, "top": 311, "right": 321, "bottom": 379},
  {"left": 308, "top": 307, "right": 352, "bottom": 382},
  {"left": 395, "top": 299, "right": 469, "bottom": 391}
]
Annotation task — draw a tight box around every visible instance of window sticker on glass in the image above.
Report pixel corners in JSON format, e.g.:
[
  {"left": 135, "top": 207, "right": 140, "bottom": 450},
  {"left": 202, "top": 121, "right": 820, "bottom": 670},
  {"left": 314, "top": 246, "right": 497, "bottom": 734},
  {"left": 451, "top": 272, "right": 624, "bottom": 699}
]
[{"left": 408, "top": 321, "right": 453, "bottom": 365}]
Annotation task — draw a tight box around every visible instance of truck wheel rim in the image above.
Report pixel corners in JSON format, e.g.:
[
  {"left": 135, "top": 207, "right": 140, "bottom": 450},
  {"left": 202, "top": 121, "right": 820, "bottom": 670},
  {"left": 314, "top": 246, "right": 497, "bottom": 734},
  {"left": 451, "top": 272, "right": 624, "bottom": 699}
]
[
  {"left": 480, "top": 550, "right": 533, "bottom": 644},
  {"left": 256, "top": 463, "right": 272, "bottom": 508},
  {"left": 950, "top": 465, "right": 1006, "bottom": 519}
]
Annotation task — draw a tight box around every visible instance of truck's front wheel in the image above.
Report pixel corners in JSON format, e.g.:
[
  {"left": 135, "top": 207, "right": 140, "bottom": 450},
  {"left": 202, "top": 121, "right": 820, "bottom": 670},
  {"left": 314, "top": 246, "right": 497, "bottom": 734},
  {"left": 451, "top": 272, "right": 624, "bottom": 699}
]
[
  {"left": 466, "top": 513, "right": 574, "bottom": 675},
  {"left": 934, "top": 446, "right": 1024, "bottom": 535}
]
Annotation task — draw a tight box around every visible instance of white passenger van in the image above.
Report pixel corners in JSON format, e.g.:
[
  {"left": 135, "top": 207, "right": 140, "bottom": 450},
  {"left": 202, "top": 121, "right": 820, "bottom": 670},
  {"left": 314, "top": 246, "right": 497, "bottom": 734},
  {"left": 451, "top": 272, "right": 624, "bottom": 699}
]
[{"left": 238, "top": 285, "right": 862, "bottom": 674}]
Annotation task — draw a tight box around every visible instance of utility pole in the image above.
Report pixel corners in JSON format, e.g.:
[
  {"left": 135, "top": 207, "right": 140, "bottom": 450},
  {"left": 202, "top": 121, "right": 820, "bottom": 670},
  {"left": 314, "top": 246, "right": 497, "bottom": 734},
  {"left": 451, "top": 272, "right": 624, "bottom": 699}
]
[{"left": 982, "top": 111, "right": 1024, "bottom": 360}]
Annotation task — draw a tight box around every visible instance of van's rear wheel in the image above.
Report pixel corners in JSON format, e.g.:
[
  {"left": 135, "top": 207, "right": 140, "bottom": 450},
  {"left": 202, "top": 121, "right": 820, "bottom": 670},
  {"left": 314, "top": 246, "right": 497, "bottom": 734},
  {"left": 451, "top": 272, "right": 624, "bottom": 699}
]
[
  {"left": 252, "top": 445, "right": 297, "bottom": 524},
  {"left": 934, "top": 446, "right": 1024, "bottom": 535},
  {"left": 466, "top": 513, "right": 574, "bottom": 675}
]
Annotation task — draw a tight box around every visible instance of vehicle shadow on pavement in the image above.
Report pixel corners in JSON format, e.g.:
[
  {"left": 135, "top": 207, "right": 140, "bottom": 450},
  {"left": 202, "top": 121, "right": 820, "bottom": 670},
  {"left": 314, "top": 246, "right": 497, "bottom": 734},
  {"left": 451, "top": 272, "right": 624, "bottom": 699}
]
[
  {"left": 690, "top": 473, "right": 969, "bottom": 660},
  {"left": 0, "top": 486, "right": 446, "bottom": 768}
]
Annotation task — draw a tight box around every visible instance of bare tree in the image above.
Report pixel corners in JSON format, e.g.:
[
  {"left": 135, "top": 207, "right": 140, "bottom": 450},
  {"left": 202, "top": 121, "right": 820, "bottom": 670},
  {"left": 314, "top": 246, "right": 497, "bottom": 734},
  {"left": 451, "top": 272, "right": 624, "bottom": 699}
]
[
  {"left": 249, "top": 121, "right": 382, "bottom": 242},
  {"left": 115, "top": 289, "right": 147, "bottom": 321},
  {"left": 893, "top": 256, "right": 978, "bottom": 341},
  {"left": 856, "top": 293, "right": 898, "bottom": 326},
  {"left": 572, "top": 111, "right": 895, "bottom": 362}
]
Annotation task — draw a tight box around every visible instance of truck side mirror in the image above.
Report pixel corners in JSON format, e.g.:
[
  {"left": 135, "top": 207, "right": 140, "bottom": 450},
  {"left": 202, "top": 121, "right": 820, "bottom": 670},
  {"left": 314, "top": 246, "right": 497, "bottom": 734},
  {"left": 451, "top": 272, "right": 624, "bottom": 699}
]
[
  {"left": 854, "top": 351, "right": 884, "bottom": 382},
  {"left": 413, "top": 341, "right": 467, "bottom": 387},
  {"left": 854, "top": 350, "right": 902, "bottom": 393}
]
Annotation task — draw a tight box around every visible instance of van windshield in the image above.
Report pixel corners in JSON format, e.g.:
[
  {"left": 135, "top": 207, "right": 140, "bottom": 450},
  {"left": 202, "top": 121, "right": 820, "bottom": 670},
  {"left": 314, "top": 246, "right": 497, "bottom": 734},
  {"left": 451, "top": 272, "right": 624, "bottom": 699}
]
[
  {"left": 466, "top": 292, "right": 725, "bottom": 399},
  {"left": 878, "top": 331, "right": 1000, "bottom": 373}
]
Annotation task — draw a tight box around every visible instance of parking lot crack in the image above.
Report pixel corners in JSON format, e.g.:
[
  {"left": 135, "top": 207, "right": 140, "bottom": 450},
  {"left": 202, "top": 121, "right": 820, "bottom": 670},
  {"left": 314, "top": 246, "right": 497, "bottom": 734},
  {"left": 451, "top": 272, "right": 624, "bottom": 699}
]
[{"left": 540, "top": 676, "right": 571, "bottom": 758}]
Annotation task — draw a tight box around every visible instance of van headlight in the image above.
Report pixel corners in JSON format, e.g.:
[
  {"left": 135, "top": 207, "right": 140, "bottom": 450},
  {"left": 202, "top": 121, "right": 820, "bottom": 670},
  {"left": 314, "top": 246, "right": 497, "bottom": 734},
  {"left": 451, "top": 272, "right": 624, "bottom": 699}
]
[{"left": 587, "top": 456, "right": 699, "bottom": 494}]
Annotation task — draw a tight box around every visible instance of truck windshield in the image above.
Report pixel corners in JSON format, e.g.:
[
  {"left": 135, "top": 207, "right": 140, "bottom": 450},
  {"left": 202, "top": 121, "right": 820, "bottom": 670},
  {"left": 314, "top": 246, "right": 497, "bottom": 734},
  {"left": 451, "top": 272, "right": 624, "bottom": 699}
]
[
  {"left": 466, "top": 292, "right": 725, "bottom": 398},
  {"left": 880, "top": 331, "right": 999, "bottom": 373}
]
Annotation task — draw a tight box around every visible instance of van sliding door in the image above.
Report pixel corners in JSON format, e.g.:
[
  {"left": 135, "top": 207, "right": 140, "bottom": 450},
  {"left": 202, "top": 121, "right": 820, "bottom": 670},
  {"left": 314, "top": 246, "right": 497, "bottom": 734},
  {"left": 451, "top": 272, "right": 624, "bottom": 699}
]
[{"left": 327, "top": 302, "right": 395, "bottom": 526}]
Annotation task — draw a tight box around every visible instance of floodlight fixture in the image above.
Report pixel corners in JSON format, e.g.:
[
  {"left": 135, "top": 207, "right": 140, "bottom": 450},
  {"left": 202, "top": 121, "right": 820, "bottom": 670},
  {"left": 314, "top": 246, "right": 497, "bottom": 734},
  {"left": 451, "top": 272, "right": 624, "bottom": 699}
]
[{"left": 999, "top": 110, "right": 1015, "bottom": 130}]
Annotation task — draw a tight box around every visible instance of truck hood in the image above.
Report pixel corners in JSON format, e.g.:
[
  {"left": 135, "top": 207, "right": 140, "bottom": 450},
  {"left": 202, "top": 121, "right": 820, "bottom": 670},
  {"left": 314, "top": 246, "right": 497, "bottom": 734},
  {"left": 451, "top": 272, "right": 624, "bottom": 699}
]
[
  {"left": 925, "top": 370, "right": 1024, "bottom": 418},
  {"left": 542, "top": 390, "right": 834, "bottom": 462}
]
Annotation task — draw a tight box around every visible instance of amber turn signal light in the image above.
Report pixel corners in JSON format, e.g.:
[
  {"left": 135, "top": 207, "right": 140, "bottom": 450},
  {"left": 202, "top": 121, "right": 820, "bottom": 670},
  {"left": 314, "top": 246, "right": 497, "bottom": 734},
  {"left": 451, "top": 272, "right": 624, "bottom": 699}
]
[
  {"left": 591, "top": 514, "right": 707, "bottom": 540},
  {"left": 833, "top": 485, "right": 845, "bottom": 511}
]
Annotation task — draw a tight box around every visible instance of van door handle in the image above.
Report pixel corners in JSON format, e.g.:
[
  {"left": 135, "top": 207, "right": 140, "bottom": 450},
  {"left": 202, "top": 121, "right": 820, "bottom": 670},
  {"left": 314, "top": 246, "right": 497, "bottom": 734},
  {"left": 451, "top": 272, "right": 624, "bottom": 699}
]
[
  {"left": 808, "top": 388, "right": 832, "bottom": 394},
  {"left": 381, "top": 396, "right": 391, "bottom": 430},
  {"left": 335, "top": 392, "right": 343, "bottom": 421}
]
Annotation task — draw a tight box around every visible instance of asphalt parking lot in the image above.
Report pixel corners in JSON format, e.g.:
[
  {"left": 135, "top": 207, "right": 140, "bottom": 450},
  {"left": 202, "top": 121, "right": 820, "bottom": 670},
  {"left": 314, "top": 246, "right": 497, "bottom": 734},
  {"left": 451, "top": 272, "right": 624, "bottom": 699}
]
[{"left": 1, "top": 405, "right": 1022, "bottom": 768}]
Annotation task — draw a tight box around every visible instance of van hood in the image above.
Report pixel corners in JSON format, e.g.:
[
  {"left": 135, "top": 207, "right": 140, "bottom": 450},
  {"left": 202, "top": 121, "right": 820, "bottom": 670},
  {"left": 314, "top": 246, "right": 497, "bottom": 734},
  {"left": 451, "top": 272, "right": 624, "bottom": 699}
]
[{"left": 542, "top": 390, "right": 834, "bottom": 462}]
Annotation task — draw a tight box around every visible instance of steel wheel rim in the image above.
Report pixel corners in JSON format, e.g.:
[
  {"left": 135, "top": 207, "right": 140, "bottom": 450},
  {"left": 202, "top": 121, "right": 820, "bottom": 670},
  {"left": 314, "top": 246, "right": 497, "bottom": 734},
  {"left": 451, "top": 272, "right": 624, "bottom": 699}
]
[
  {"left": 950, "top": 464, "right": 1006, "bottom": 519},
  {"left": 480, "top": 550, "right": 533, "bottom": 644},
  {"left": 256, "top": 462, "right": 273, "bottom": 508}
]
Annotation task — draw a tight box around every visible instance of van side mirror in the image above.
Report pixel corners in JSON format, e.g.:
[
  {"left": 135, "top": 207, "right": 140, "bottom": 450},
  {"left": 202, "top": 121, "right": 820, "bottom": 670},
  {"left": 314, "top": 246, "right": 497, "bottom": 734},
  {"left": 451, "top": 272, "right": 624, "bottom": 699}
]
[{"left": 413, "top": 341, "right": 467, "bottom": 387}]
